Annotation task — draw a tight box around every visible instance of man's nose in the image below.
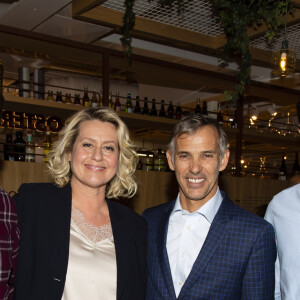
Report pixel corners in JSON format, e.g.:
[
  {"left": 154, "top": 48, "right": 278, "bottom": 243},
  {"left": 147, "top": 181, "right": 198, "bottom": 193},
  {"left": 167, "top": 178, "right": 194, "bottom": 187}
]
[{"left": 189, "top": 157, "right": 202, "bottom": 174}]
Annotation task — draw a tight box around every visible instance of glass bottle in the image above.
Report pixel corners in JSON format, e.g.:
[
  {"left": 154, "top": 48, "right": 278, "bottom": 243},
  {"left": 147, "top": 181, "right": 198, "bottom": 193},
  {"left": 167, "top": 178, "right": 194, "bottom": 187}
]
[
  {"left": 114, "top": 91, "right": 121, "bottom": 111},
  {"left": 25, "top": 133, "right": 35, "bottom": 162},
  {"left": 64, "top": 93, "right": 72, "bottom": 104},
  {"left": 202, "top": 101, "right": 208, "bottom": 116},
  {"left": 43, "top": 129, "right": 52, "bottom": 163},
  {"left": 159, "top": 100, "right": 166, "bottom": 118},
  {"left": 175, "top": 102, "right": 182, "bottom": 120},
  {"left": 150, "top": 99, "right": 157, "bottom": 117},
  {"left": 134, "top": 96, "right": 142, "bottom": 114},
  {"left": 217, "top": 102, "right": 223, "bottom": 125},
  {"left": 154, "top": 149, "right": 166, "bottom": 172},
  {"left": 74, "top": 94, "right": 81, "bottom": 105},
  {"left": 108, "top": 91, "right": 113, "bottom": 109},
  {"left": 91, "top": 89, "right": 99, "bottom": 108},
  {"left": 4, "top": 134, "right": 15, "bottom": 161},
  {"left": 167, "top": 101, "right": 174, "bottom": 119},
  {"left": 46, "top": 90, "right": 54, "bottom": 102},
  {"left": 99, "top": 90, "right": 103, "bottom": 107},
  {"left": 143, "top": 152, "right": 153, "bottom": 171},
  {"left": 195, "top": 98, "right": 202, "bottom": 115},
  {"left": 142, "top": 97, "right": 150, "bottom": 115},
  {"left": 83, "top": 87, "right": 91, "bottom": 107},
  {"left": 55, "top": 91, "right": 63, "bottom": 103},
  {"left": 278, "top": 154, "right": 287, "bottom": 180},
  {"left": 14, "top": 131, "right": 26, "bottom": 161},
  {"left": 125, "top": 93, "right": 133, "bottom": 113},
  {"left": 292, "top": 152, "right": 300, "bottom": 177}
]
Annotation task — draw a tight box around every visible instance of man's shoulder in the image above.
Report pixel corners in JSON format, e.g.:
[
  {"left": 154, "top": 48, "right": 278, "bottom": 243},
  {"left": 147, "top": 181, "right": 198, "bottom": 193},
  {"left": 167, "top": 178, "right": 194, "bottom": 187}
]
[{"left": 224, "top": 197, "right": 274, "bottom": 234}]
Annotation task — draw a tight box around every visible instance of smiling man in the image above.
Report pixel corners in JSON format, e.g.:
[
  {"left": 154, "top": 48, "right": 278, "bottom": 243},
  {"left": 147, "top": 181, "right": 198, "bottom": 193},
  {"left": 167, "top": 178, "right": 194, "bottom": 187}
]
[{"left": 142, "top": 114, "right": 276, "bottom": 300}]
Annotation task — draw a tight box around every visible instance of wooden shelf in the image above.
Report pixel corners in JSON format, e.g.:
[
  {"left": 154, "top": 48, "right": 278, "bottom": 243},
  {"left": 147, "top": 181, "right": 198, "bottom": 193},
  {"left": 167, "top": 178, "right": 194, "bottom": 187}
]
[{"left": 3, "top": 93, "right": 178, "bottom": 131}]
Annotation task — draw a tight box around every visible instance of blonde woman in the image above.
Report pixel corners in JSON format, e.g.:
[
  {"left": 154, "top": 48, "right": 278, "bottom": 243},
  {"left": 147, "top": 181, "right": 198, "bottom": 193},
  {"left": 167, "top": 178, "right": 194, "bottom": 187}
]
[{"left": 13, "top": 108, "right": 147, "bottom": 300}]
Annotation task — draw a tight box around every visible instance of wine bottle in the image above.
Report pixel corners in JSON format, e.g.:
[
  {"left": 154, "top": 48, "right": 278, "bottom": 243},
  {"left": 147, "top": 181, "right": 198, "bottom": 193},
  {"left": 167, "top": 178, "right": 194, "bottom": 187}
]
[
  {"left": 4, "top": 134, "right": 14, "bottom": 161},
  {"left": 175, "top": 102, "right": 182, "bottom": 120},
  {"left": 150, "top": 99, "right": 157, "bottom": 117},
  {"left": 114, "top": 91, "right": 121, "bottom": 111},
  {"left": 217, "top": 102, "right": 223, "bottom": 125},
  {"left": 25, "top": 133, "right": 35, "bottom": 162},
  {"left": 202, "top": 101, "right": 208, "bottom": 116},
  {"left": 195, "top": 98, "right": 202, "bottom": 115},
  {"left": 134, "top": 96, "right": 142, "bottom": 114},
  {"left": 55, "top": 91, "right": 63, "bottom": 103},
  {"left": 167, "top": 101, "right": 174, "bottom": 119},
  {"left": 74, "top": 94, "right": 81, "bottom": 105},
  {"left": 46, "top": 90, "right": 54, "bottom": 102},
  {"left": 278, "top": 154, "right": 287, "bottom": 180},
  {"left": 292, "top": 152, "right": 300, "bottom": 176},
  {"left": 142, "top": 97, "right": 149, "bottom": 115},
  {"left": 159, "top": 100, "right": 166, "bottom": 117},
  {"left": 83, "top": 87, "right": 91, "bottom": 107},
  {"left": 43, "top": 129, "right": 52, "bottom": 163},
  {"left": 108, "top": 91, "right": 113, "bottom": 109},
  {"left": 125, "top": 93, "right": 133, "bottom": 113},
  {"left": 91, "top": 89, "right": 99, "bottom": 108},
  {"left": 64, "top": 93, "right": 72, "bottom": 104},
  {"left": 14, "top": 131, "right": 26, "bottom": 161}
]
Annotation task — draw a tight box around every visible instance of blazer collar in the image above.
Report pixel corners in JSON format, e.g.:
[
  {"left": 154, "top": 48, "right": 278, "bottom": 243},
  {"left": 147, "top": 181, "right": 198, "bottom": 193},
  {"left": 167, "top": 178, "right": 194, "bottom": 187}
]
[
  {"left": 178, "top": 192, "right": 233, "bottom": 299},
  {"left": 157, "top": 200, "right": 177, "bottom": 299},
  {"left": 107, "top": 199, "right": 127, "bottom": 300}
]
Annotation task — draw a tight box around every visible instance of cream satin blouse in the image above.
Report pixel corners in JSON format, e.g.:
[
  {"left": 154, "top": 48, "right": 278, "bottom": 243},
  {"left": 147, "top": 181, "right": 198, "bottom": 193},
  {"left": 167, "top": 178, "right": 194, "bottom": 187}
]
[{"left": 61, "top": 208, "right": 117, "bottom": 300}]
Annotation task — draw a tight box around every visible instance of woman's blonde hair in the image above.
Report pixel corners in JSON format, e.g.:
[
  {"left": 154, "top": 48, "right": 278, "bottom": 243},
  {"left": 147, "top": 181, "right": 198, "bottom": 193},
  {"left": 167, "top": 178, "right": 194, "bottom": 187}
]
[{"left": 47, "top": 107, "right": 138, "bottom": 198}]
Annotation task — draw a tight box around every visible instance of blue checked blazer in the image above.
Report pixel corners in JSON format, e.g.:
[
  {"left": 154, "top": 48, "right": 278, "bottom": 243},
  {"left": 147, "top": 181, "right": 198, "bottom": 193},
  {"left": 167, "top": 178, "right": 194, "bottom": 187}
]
[{"left": 142, "top": 191, "right": 276, "bottom": 300}]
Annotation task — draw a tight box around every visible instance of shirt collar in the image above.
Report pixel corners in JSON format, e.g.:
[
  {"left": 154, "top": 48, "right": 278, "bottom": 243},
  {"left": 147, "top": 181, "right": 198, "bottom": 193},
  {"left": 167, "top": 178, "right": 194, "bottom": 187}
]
[{"left": 171, "top": 187, "right": 223, "bottom": 224}]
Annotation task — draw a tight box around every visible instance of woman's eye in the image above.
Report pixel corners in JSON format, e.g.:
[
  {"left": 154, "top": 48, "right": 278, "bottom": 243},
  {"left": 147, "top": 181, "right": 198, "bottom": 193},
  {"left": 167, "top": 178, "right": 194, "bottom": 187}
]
[
  {"left": 105, "top": 146, "right": 114, "bottom": 152},
  {"left": 83, "top": 143, "right": 92, "bottom": 148}
]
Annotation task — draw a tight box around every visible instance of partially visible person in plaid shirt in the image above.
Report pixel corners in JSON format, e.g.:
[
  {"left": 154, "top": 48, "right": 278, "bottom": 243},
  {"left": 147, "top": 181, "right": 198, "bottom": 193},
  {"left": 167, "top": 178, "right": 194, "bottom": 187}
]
[{"left": 0, "top": 187, "right": 19, "bottom": 300}]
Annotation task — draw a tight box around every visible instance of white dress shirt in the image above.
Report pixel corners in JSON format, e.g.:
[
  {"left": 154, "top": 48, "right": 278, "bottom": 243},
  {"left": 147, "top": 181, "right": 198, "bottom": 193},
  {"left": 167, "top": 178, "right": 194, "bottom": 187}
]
[
  {"left": 264, "top": 183, "right": 300, "bottom": 300},
  {"left": 167, "top": 188, "right": 223, "bottom": 297}
]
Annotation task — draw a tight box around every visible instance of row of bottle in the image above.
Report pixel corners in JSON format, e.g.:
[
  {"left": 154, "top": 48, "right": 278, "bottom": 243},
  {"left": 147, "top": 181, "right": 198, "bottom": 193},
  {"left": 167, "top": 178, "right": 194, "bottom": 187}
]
[
  {"left": 45, "top": 88, "right": 227, "bottom": 120},
  {"left": 3, "top": 130, "right": 52, "bottom": 163},
  {"left": 278, "top": 153, "right": 300, "bottom": 180},
  {"left": 137, "top": 149, "right": 168, "bottom": 172}
]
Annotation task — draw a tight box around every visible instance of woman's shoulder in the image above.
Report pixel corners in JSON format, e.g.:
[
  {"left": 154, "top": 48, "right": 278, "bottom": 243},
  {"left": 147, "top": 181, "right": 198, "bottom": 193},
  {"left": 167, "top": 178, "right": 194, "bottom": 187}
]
[
  {"left": 16, "top": 182, "right": 69, "bottom": 194},
  {"left": 107, "top": 199, "right": 146, "bottom": 225}
]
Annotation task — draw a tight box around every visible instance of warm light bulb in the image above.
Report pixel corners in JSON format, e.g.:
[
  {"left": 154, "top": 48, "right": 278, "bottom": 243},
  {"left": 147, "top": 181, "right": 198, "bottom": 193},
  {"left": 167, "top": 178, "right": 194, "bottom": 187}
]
[{"left": 280, "top": 52, "right": 287, "bottom": 72}]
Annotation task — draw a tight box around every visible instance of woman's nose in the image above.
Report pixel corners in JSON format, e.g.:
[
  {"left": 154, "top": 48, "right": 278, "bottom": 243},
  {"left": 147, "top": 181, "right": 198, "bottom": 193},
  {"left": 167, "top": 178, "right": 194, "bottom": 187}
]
[{"left": 91, "top": 147, "right": 103, "bottom": 161}]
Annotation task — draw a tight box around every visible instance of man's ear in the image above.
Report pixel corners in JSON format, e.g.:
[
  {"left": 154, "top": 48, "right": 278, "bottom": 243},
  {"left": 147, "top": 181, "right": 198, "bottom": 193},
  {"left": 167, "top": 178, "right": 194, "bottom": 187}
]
[
  {"left": 166, "top": 150, "right": 175, "bottom": 171},
  {"left": 219, "top": 149, "right": 230, "bottom": 172}
]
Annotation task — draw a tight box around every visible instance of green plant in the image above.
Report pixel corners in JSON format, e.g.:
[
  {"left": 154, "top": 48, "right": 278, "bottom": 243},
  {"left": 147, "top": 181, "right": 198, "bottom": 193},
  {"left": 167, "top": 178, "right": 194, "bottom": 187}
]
[{"left": 121, "top": 0, "right": 293, "bottom": 100}]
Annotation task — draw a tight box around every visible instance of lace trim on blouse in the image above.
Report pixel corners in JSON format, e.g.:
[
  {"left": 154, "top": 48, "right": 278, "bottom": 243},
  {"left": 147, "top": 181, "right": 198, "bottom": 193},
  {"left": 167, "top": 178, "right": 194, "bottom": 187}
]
[{"left": 71, "top": 207, "right": 113, "bottom": 243}]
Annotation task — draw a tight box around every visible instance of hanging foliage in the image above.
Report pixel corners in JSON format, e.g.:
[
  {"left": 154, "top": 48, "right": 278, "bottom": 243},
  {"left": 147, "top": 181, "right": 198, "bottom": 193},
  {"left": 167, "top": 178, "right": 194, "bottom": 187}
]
[{"left": 121, "top": 0, "right": 293, "bottom": 100}]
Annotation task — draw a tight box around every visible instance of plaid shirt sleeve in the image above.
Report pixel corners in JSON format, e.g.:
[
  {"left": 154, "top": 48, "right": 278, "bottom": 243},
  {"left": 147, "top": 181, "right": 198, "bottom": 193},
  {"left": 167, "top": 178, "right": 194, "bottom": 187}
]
[{"left": 0, "top": 188, "right": 20, "bottom": 300}]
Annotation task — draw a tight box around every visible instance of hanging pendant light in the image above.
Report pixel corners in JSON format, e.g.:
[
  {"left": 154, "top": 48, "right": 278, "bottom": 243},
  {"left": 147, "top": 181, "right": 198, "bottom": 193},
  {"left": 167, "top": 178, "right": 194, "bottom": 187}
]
[{"left": 271, "top": 0, "right": 296, "bottom": 77}]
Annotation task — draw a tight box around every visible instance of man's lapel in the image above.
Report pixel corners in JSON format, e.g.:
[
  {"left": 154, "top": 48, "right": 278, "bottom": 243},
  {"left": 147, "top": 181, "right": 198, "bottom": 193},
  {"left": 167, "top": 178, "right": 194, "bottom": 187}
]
[
  {"left": 177, "top": 195, "right": 232, "bottom": 299},
  {"left": 157, "top": 201, "right": 177, "bottom": 299}
]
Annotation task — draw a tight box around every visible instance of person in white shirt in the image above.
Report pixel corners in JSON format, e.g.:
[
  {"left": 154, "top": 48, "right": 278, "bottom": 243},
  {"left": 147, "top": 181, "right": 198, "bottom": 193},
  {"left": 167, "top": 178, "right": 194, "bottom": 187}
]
[{"left": 265, "top": 183, "right": 300, "bottom": 300}]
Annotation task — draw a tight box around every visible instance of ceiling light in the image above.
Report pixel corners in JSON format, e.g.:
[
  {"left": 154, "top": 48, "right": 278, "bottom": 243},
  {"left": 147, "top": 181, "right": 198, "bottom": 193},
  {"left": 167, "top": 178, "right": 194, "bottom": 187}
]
[{"left": 271, "top": 1, "right": 296, "bottom": 77}]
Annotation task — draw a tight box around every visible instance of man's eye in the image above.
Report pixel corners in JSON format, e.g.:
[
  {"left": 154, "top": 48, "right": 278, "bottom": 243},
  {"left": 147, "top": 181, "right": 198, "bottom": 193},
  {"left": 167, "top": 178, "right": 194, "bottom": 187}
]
[
  {"left": 203, "top": 154, "right": 213, "bottom": 158},
  {"left": 179, "top": 154, "right": 188, "bottom": 159}
]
